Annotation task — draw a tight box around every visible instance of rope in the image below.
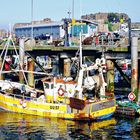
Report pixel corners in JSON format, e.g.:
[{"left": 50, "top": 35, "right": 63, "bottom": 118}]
[
  {"left": 11, "top": 37, "right": 29, "bottom": 85},
  {"left": 0, "top": 37, "right": 10, "bottom": 73}
]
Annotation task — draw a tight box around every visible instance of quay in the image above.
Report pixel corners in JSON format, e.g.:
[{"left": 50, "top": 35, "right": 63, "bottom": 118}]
[{"left": 0, "top": 39, "right": 140, "bottom": 59}]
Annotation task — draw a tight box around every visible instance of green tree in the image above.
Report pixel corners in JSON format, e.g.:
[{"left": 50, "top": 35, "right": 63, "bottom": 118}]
[
  {"left": 108, "top": 13, "right": 119, "bottom": 23},
  {"left": 104, "top": 21, "right": 113, "bottom": 31}
]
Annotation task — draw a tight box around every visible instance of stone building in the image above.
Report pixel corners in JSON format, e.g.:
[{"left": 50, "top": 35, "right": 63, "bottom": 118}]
[
  {"left": 0, "top": 29, "right": 7, "bottom": 38},
  {"left": 81, "top": 12, "right": 129, "bottom": 23}
]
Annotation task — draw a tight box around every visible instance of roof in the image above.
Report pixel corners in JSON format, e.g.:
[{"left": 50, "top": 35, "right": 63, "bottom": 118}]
[
  {"left": 15, "top": 21, "right": 64, "bottom": 29},
  {"left": 131, "top": 28, "right": 140, "bottom": 31}
]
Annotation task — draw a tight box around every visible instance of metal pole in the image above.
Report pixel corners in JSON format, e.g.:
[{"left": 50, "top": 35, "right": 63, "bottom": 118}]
[
  {"left": 71, "top": 0, "right": 75, "bottom": 40},
  {"left": 72, "top": 0, "right": 74, "bottom": 19},
  {"left": 31, "top": 0, "right": 34, "bottom": 47},
  {"left": 68, "top": 11, "right": 70, "bottom": 19},
  {"left": 128, "top": 18, "right": 131, "bottom": 51},
  {"left": 79, "top": 32, "right": 82, "bottom": 68},
  {"left": 131, "top": 37, "right": 138, "bottom": 101}
]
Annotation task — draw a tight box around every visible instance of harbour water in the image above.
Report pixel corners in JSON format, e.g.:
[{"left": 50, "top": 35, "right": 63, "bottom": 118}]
[{"left": 0, "top": 111, "right": 140, "bottom": 140}]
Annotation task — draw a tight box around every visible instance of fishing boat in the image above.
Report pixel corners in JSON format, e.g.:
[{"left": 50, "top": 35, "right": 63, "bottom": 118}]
[{"left": 0, "top": 34, "right": 116, "bottom": 121}]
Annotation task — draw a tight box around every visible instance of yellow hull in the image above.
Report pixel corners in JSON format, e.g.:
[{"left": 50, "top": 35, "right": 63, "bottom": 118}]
[{"left": 0, "top": 93, "right": 116, "bottom": 120}]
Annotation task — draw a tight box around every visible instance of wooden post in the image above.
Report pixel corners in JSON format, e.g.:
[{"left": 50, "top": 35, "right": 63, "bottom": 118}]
[
  {"left": 106, "top": 60, "right": 114, "bottom": 93},
  {"left": 0, "top": 57, "right": 4, "bottom": 80},
  {"left": 64, "top": 58, "right": 71, "bottom": 77},
  {"left": 19, "top": 39, "right": 25, "bottom": 84},
  {"left": 131, "top": 37, "right": 138, "bottom": 101},
  {"left": 28, "top": 58, "right": 34, "bottom": 87}
]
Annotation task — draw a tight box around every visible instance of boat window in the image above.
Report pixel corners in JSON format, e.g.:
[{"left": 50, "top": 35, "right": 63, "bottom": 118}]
[
  {"left": 51, "top": 84, "right": 54, "bottom": 89},
  {"left": 44, "top": 83, "right": 49, "bottom": 89},
  {"left": 35, "top": 80, "right": 44, "bottom": 90}
]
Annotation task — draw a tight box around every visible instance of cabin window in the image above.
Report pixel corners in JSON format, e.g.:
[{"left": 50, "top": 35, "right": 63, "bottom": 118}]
[
  {"left": 44, "top": 83, "right": 49, "bottom": 89},
  {"left": 35, "top": 80, "right": 44, "bottom": 90},
  {"left": 51, "top": 84, "right": 54, "bottom": 89}
]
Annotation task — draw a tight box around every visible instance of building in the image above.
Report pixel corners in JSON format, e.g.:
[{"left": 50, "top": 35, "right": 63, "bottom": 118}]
[
  {"left": 14, "top": 21, "right": 65, "bottom": 40},
  {"left": 68, "top": 19, "right": 98, "bottom": 46},
  {"left": 130, "top": 22, "right": 140, "bottom": 38},
  {"left": 82, "top": 13, "right": 108, "bottom": 23},
  {"left": 131, "top": 22, "right": 140, "bottom": 29},
  {"left": 14, "top": 18, "right": 98, "bottom": 46},
  {"left": 131, "top": 29, "right": 140, "bottom": 38},
  {"left": 81, "top": 12, "right": 129, "bottom": 23},
  {"left": 0, "top": 29, "right": 7, "bottom": 38}
]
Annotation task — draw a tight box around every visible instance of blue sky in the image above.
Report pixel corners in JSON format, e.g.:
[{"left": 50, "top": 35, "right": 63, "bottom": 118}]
[{"left": 0, "top": 0, "right": 140, "bottom": 29}]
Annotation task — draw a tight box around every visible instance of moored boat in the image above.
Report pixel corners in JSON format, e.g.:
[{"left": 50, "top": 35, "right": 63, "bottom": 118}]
[
  {"left": 0, "top": 64, "right": 116, "bottom": 120},
  {"left": 0, "top": 35, "right": 116, "bottom": 121}
]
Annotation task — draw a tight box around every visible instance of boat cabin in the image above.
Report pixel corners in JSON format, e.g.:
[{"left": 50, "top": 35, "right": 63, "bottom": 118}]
[{"left": 42, "top": 77, "right": 77, "bottom": 103}]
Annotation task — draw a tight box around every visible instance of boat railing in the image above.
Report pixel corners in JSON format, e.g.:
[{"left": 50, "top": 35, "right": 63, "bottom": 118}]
[
  {"left": 0, "top": 89, "right": 71, "bottom": 104},
  {"left": 0, "top": 90, "right": 42, "bottom": 102}
]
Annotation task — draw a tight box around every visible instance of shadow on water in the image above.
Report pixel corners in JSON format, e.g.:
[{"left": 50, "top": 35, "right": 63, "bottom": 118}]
[{"left": 0, "top": 111, "right": 140, "bottom": 140}]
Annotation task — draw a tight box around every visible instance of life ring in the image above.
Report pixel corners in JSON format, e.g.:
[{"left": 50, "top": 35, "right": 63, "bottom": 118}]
[{"left": 58, "top": 87, "right": 65, "bottom": 96}]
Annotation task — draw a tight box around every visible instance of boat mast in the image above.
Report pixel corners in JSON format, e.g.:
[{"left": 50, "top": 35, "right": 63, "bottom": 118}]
[
  {"left": 79, "top": 32, "right": 82, "bottom": 68},
  {"left": 76, "top": 0, "right": 83, "bottom": 99},
  {"left": 79, "top": 0, "right": 83, "bottom": 68}
]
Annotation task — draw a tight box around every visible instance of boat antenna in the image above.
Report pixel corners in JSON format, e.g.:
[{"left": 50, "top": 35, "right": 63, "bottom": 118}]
[
  {"left": 72, "top": 0, "right": 74, "bottom": 19},
  {"left": 9, "top": 23, "right": 12, "bottom": 38}
]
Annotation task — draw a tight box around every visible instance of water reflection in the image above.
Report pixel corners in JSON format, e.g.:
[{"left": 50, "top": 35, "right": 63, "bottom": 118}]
[
  {"left": 0, "top": 111, "right": 73, "bottom": 140},
  {"left": 0, "top": 111, "right": 140, "bottom": 140}
]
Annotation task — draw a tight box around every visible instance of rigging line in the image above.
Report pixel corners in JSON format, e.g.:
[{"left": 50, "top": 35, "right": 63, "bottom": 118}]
[
  {"left": 25, "top": 51, "right": 50, "bottom": 75},
  {"left": 0, "top": 37, "right": 10, "bottom": 58},
  {"left": 75, "top": 48, "right": 80, "bottom": 56},
  {"left": 15, "top": 70, "right": 51, "bottom": 75},
  {"left": 86, "top": 57, "right": 94, "bottom": 64},
  {"left": 16, "top": 39, "right": 49, "bottom": 75},
  {"left": 69, "top": 47, "right": 81, "bottom": 71},
  {"left": 5, "top": 60, "right": 19, "bottom": 75},
  {"left": 0, "top": 37, "right": 11, "bottom": 73},
  {"left": 11, "top": 40, "right": 51, "bottom": 76},
  {"left": 11, "top": 37, "right": 28, "bottom": 85},
  {"left": 11, "top": 37, "right": 29, "bottom": 85}
]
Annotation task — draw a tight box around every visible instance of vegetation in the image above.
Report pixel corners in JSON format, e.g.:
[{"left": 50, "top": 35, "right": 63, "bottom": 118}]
[
  {"left": 105, "top": 13, "right": 121, "bottom": 31},
  {"left": 104, "top": 21, "right": 113, "bottom": 31},
  {"left": 108, "top": 13, "right": 119, "bottom": 23}
]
